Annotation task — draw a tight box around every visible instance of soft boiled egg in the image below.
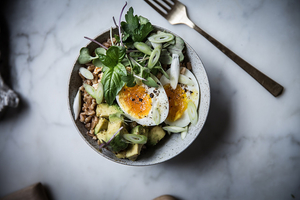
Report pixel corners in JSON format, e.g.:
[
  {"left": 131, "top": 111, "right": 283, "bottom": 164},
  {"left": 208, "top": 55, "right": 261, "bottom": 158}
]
[
  {"left": 160, "top": 67, "right": 200, "bottom": 127},
  {"left": 116, "top": 75, "right": 169, "bottom": 126}
]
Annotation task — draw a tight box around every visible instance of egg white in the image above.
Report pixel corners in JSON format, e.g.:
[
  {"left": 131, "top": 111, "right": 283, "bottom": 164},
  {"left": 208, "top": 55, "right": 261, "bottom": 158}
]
[
  {"left": 160, "top": 67, "right": 200, "bottom": 127},
  {"left": 116, "top": 75, "right": 169, "bottom": 126}
]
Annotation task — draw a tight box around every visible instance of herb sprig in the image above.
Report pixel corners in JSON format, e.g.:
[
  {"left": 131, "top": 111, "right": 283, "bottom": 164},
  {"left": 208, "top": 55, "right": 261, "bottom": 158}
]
[{"left": 78, "top": 3, "right": 185, "bottom": 105}]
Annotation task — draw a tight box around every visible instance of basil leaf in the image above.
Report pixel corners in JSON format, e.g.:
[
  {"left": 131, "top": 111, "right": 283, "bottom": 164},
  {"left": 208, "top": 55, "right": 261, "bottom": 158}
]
[
  {"left": 98, "top": 46, "right": 126, "bottom": 68},
  {"left": 101, "top": 67, "right": 125, "bottom": 105},
  {"left": 114, "top": 63, "right": 127, "bottom": 76}
]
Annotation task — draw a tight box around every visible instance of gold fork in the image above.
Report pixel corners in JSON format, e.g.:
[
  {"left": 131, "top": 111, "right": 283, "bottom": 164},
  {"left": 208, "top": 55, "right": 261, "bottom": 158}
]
[{"left": 145, "top": 0, "right": 284, "bottom": 97}]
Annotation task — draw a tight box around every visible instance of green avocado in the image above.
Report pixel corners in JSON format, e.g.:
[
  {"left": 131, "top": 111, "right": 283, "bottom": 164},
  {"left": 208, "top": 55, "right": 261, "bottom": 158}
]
[
  {"left": 94, "top": 118, "right": 109, "bottom": 135},
  {"left": 96, "top": 117, "right": 128, "bottom": 152},
  {"left": 125, "top": 125, "right": 148, "bottom": 161},
  {"left": 147, "top": 126, "right": 166, "bottom": 146},
  {"left": 96, "top": 103, "right": 122, "bottom": 118}
]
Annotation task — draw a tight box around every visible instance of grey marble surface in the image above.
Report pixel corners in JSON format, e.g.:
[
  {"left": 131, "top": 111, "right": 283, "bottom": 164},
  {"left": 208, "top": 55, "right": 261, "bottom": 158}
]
[{"left": 0, "top": 0, "right": 299, "bottom": 199}]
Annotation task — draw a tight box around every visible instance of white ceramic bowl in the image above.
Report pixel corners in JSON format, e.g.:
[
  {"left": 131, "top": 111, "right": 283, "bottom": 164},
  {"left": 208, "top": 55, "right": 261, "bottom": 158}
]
[{"left": 68, "top": 26, "right": 210, "bottom": 166}]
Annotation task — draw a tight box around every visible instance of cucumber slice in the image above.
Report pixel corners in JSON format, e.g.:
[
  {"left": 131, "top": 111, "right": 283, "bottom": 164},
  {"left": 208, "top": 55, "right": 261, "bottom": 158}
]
[
  {"left": 123, "top": 134, "right": 147, "bottom": 144},
  {"left": 148, "top": 32, "right": 174, "bottom": 43},
  {"left": 148, "top": 45, "right": 162, "bottom": 69},
  {"left": 134, "top": 42, "right": 152, "bottom": 55},
  {"left": 187, "top": 101, "right": 198, "bottom": 125},
  {"left": 162, "top": 126, "right": 188, "bottom": 133},
  {"left": 95, "top": 82, "right": 104, "bottom": 104},
  {"left": 79, "top": 67, "right": 94, "bottom": 80},
  {"left": 83, "top": 83, "right": 96, "bottom": 98}
]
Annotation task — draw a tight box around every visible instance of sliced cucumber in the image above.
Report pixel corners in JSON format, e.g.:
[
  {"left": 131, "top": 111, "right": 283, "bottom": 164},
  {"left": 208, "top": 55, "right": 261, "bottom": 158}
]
[
  {"left": 148, "top": 45, "right": 162, "bottom": 69},
  {"left": 95, "top": 82, "right": 104, "bottom": 104},
  {"left": 79, "top": 67, "right": 94, "bottom": 80},
  {"left": 123, "top": 134, "right": 147, "bottom": 144},
  {"left": 134, "top": 42, "right": 152, "bottom": 55},
  {"left": 83, "top": 83, "right": 96, "bottom": 98},
  {"left": 187, "top": 101, "right": 198, "bottom": 125},
  {"left": 148, "top": 32, "right": 174, "bottom": 43}
]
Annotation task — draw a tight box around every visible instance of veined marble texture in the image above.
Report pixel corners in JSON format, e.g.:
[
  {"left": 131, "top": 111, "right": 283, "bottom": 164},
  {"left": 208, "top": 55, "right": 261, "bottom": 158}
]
[{"left": 0, "top": 0, "right": 299, "bottom": 199}]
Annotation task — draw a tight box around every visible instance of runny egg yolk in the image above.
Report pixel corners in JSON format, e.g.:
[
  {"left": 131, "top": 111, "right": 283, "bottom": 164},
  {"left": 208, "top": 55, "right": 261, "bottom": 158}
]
[
  {"left": 118, "top": 84, "right": 152, "bottom": 119},
  {"left": 164, "top": 84, "right": 188, "bottom": 122}
]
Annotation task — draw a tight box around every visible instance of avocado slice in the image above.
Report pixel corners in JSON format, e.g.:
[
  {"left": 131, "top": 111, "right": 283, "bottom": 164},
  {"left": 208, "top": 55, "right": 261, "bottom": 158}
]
[
  {"left": 96, "top": 103, "right": 122, "bottom": 118},
  {"left": 147, "top": 126, "right": 166, "bottom": 146},
  {"left": 97, "top": 117, "right": 128, "bottom": 153},
  {"left": 94, "top": 118, "right": 109, "bottom": 135},
  {"left": 125, "top": 125, "right": 148, "bottom": 161}
]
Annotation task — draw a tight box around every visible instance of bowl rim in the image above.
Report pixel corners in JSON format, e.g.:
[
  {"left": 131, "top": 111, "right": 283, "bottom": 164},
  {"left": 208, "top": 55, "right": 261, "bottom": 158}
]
[{"left": 67, "top": 25, "right": 211, "bottom": 166}]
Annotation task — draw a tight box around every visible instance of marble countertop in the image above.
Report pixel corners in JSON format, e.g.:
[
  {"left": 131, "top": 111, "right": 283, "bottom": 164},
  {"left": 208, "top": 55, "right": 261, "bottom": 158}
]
[{"left": 1, "top": 0, "right": 299, "bottom": 199}]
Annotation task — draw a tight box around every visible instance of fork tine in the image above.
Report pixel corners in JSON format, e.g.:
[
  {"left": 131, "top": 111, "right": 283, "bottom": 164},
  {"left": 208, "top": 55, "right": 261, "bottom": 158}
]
[
  {"left": 145, "top": 0, "right": 167, "bottom": 18},
  {"left": 153, "top": 0, "right": 170, "bottom": 11},
  {"left": 161, "top": 0, "right": 173, "bottom": 8}
]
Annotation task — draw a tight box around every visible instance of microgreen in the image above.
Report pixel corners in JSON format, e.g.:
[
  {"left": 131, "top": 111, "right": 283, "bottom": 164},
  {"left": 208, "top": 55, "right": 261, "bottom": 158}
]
[{"left": 78, "top": 47, "right": 98, "bottom": 64}]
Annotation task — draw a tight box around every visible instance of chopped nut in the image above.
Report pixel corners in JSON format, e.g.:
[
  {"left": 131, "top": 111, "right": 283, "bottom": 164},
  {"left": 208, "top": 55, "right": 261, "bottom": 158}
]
[
  {"left": 91, "top": 116, "right": 99, "bottom": 130},
  {"left": 103, "top": 42, "right": 110, "bottom": 48},
  {"left": 180, "top": 67, "right": 186, "bottom": 74},
  {"left": 85, "top": 123, "right": 91, "bottom": 129},
  {"left": 186, "top": 62, "right": 192, "bottom": 70},
  {"left": 85, "top": 116, "right": 92, "bottom": 123},
  {"left": 93, "top": 67, "right": 102, "bottom": 75},
  {"left": 79, "top": 113, "right": 86, "bottom": 122},
  {"left": 87, "top": 65, "right": 95, "bottom": 72}
]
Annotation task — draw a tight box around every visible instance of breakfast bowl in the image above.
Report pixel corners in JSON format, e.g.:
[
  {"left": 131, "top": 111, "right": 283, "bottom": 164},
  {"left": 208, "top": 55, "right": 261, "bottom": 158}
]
[{"left": 68, "top": 25, "right": 210, "bottom": 166}]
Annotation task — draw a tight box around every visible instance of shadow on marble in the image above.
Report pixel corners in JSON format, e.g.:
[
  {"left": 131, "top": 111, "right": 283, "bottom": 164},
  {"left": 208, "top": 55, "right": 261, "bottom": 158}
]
[
  {"left": 0, "top": 13, "right": 27, "bottom": 121},
  {"left": 163, "top": 66, "right": 232, "bottom": 167}
]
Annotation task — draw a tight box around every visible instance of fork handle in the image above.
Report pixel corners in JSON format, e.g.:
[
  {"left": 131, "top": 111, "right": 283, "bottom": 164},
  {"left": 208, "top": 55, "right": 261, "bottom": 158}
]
[{"left": 190, "top": 23, "right": 284, "bottom": 97}]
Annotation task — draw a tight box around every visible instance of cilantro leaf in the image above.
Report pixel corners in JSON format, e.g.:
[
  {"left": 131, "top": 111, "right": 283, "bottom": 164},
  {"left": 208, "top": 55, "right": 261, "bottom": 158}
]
[
  {"left": 122, "top": 7, "right": 139, "bottom": 35},
  {"left": 121, "top": 7, "right": 154, "bottom": 43},
  {"left": 132, "top": 22, "right": 153, "bottom": 42}
]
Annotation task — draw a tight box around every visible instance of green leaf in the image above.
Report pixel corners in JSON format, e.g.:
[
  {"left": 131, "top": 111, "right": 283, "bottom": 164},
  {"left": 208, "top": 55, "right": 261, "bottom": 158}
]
[
  {"left": 167, "top": 36, "right": 185, "bottom": 62},
  {"left": 132, "top": 22, "right": 154, "bottom": 42},
  {"left": 101, "top": 67, "right": 125, "bottom": 105},
  {"left": 122, "top": 7, "right": 139, "bottom": 35},
  {"left": 159, "top": 49, "right": 172, "bottom": 65},
  {"left": 95, "top": 47, "right": 106, "bottom": 55},
  {"left": 92, "top": 59, "right": 105, "bottom": 68},
  {"left": 78, "top": 47, "right": 97, "bottom": 64},
  {"left": 121, "top": 74, "right": 136, "bottom": 87},
  {"left": 139, "top": 16, "right": 149, "bottom": 25},
  {"left": 121, "top": 7, "right": 154, "bottom": 43},
  {"left": 114, "top": 63, "right": 127, "bottom": 76},
  {"left": 98, "top": 46, "right": 126, "bottom": 67},
  {"left": 143, "top": 76, "right": 158, "bottom": 88}
]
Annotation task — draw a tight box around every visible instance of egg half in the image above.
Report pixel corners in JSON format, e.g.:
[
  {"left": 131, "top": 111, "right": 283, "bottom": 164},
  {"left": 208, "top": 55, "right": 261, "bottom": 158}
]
[
  {"left": 116, "top": 75, "right": 169, "bottom": 126},
  {"left": 160, "top": 67, "right": 200, "bottom": 127}
]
